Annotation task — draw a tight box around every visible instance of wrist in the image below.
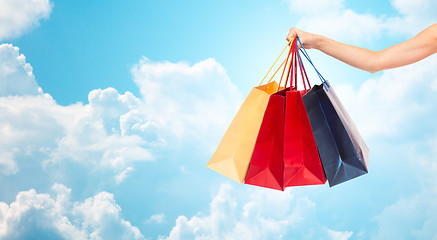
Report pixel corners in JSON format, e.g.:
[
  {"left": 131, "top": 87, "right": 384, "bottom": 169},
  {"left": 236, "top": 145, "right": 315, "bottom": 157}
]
[{"left": 312, "top": 34, "right": 326, "bottom": 50}]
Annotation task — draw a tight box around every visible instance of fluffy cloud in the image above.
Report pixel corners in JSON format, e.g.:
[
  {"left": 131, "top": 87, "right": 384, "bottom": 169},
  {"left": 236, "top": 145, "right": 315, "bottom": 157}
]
[
  {"left": 131, "top": 57, "right": 242, "bottom": 144},
  {"left": 45, "top": 87, "right": 155, "bottom": 178},
  {"left": 161, "top": 184, "right": 292, "bottom": 240},
  {"left": 0, "top": 43, "right": 244, "bottom": 239},
  {"left": 0, "top": 0, "right": 53, "bottom": 40},
  {"left": 373, "top": 190, "right": 437, "bottom": 239},
  {"left": 287, "top": 0, "right": 437, "bottom": 43},
  {"left": 371, "top": 138, "right": 437, "bottom": 239},
  {"left": 386, "top": 0, "right": 437, "bottom": 35},
  {"left": 327, "top": 229, "right": 353, "bottom": 240},
  {"left": 0, "top": 39, "right": 243, "bottom": 238},
  {"left": 0, "top": 152, "right": 17, "bottom": 176},
  {"left": 161, "top": 184, "right": 353, "bottom": 240},
  {"left": 288, "top": 0, "right": 384, "bottom": 43},
  {"left": 146, "top": 213, "right": 166, "bottom": 224},
  {"left": 0, "top": 43, "right": 240, "bottom": 184},
  {"left": 0, "top": 86, "right": 153, "bottom": 181},
  {"left": 0, "top": 44, "right": 41, "bottom": 96},
  {"left": 73, "top": 191, "right": 144, "bottom": 240},
  {"left": 0, "top": 184, "right": 143, "bottom": 240},
  {"left": 333, "top": 54, "right": 437, "bottom": 139}
]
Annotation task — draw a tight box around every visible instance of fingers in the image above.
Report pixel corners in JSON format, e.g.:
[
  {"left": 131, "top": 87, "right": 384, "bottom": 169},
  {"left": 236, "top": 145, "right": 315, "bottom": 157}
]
[
  {"left": 286, "top": 27, "right": 299, "bottom": 41},
  {"left": 285, "top": 28, "right": 315, "bottom": 49}
]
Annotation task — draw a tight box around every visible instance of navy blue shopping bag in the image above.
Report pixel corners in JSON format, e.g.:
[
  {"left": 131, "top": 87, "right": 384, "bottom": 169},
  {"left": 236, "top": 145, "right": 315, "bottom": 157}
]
[{"left": 302, "top": 84, "right": 368, "bottom": 187}]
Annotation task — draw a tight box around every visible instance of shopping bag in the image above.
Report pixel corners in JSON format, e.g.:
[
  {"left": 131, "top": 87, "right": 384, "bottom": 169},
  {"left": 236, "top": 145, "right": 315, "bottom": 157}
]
[
  {"left": 207, "top": 39, "right": 294, "bottom": 183},
  {"left": 283, "top": 89, "right": 326, "bottom": 187},
  {"left": 296, "top": 37, "right": 369, "bottom": 173},
  {"left": 245, "top": 39, "right": 326, "bottom": 190},
  {"left": 243, "top": 87, "right": 287, "bottom": 190},
  {"left": 245, "top": 87, "right": 327, "bottom": 190},
  {"left": 303, "top": 83, "right": 368, "bottom": 186},
  {"left": 324, "top": 80, "right": 369, "bottom": 171},
  {"left": 296, "top": 36, "right": 369, "bottom": 186},
  {"left": 207, "top": 80, "right": 279, "bottom": 183}
]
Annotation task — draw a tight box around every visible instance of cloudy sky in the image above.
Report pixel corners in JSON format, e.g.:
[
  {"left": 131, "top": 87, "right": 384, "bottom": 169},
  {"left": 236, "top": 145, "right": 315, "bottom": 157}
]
[{"left": 1, "top": 0, "right": 437, "bottom": 239}]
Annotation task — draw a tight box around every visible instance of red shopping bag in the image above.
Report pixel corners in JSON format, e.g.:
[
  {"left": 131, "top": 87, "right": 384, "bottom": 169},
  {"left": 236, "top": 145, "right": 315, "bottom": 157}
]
[
  {"left": 244, "top": 88, "right": 286, "bottom": 190},
  {"left": 245, "top": 40, "right": 326, "bottom": 190},
  {"left": 283, "top": 89, "right": 326, "bottom": 187}
]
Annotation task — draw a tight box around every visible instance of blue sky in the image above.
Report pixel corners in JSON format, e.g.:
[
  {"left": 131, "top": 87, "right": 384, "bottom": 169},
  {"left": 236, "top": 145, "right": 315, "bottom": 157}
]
[
  {"left": 9, "top": 0, "right": 393, "bottom": 105},
  {"left": 1, "top": 0, "right": 437, "bottom": 239}
]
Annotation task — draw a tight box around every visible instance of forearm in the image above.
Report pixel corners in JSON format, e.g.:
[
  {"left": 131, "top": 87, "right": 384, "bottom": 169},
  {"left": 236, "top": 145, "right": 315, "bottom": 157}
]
[
  {"left": 377, "top": 26, "right": 437, "bottom": 71},
  {"left": 314, "top": 36, "right": 380, "bottom": 73},
  {"left": 312, "top": 24, "right": 437, "bottom": 73}
]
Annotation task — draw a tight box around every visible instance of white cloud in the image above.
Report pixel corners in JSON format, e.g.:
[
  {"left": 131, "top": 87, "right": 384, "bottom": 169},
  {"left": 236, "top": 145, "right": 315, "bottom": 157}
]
[
  {"left": 115, "top": 166, "right": 134, "bottom": 184},
  {"left": 373, "top": 191, "right": 437, "bottom": 239},
  {"left": 0, "top": 152, "right": 17, "bottom": 175},
  {"left": 0, "top": 44, "right": 41, "bottom": 96},
  {"left": 0, "top": 46, "right": 243, "bottom": 237},
  {"left": 161, "top": 184, "right": 353, "bottom": 240},
  {"left": 332, "top": 54, "right": 437, "bottom": 139},
  {"left": 288, "top": 0, "right": 384, "bottom": 43},
  {"left": 0, "top": 94, "right": 63, "bottom": 175},
  {"left": 327, "top": 229, "right": 353, "bottom": 240},
  {"left": 161, "top": 184, "right": 289, "bottom": 240},
  {"left": 0, "top": 88, "right": 153, "bottom": 182},
  {"left": 45, "top": 87, "right": 155, "bottom": 177},
  {"left": 73, "top": 191, "right": 144, "bottom": 240},
  {"left": 0, "top": 43, "right": 241, "bottom": 185},
  {"left": 131, "top": 57, "right": 242, "bottom": 144},
  {"left": 0, "top": 184, "right": 144, "bottom": 240},
  {"left": 287, "top": 0, "right": 437, "bottom": 43},
  {"left": 386, "top": 0, "right": 437, "bottom": 35},
  {"left": 0, "top": 44, "right": 154, "bottom": 181},
  {"left": 146, "top": 213, "right": 166, "bottom": 224},
  {"left": 372, "top": 138, "right": 437, "bottom": 239},
  {"left": 288, "top": 0, "right": 343, "bottom": 15},
  {"left": 0, "top": 0, "right": 53, "bottom": 40}
]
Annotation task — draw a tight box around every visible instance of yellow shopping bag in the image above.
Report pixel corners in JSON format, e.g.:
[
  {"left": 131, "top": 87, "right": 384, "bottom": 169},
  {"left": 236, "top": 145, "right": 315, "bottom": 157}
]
[
  {"left": 206, "top": 81, "right": 279, "bottom": 183},
  {"left": 207, "top": 39, "right": 293, "bottom": 183}
]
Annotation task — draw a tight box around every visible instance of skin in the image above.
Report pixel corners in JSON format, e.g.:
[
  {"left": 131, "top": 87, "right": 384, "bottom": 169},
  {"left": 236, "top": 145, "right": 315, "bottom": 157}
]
[{"left": 286, "top": 24, "right": 437, "bottom": 73}]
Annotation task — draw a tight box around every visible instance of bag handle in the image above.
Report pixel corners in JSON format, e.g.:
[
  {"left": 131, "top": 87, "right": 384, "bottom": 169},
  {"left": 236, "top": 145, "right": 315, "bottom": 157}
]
[
  {"left": 282, "top": 38, "right": 310, "bottom": 92},
  {"left": 296, "top": 38, "right": 330, "bottom": 90},
  {"left": 265, "top": 57, "right": 287, "bottom": 85},
  {"left": 259, "top": 38, "right": 294, "bottom": 86},
  {"left": 284, "top": 40, "right": 296, "bottom": 90},
  {"left": 277, "top": 38, "right": 296, "bottom": 91},
  {"left": 297, "top": 45, "right": 311, "bottom": 92}
]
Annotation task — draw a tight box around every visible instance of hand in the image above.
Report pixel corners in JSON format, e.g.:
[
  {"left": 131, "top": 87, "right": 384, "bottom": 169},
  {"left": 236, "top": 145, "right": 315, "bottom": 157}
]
[{"left": 286, "top": 28, "right": 320, "bottom": 49}]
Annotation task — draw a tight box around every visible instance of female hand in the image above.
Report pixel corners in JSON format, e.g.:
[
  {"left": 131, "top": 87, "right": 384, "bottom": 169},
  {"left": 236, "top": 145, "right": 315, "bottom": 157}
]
[{"left": 286, "top": 28, "right": 320, "bottom": 49}]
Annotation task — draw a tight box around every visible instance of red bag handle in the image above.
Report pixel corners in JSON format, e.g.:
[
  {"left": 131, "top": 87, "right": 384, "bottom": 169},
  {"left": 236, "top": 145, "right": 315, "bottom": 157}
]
[
  {"left": 277, "top": 38, "right": 296, "bottom": 91},
  {"left": 284, "top": 39, "right": 311, "bottom": 92},
  {"left": 283, "top": 40, "right": 296, "bottom": 90}
]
